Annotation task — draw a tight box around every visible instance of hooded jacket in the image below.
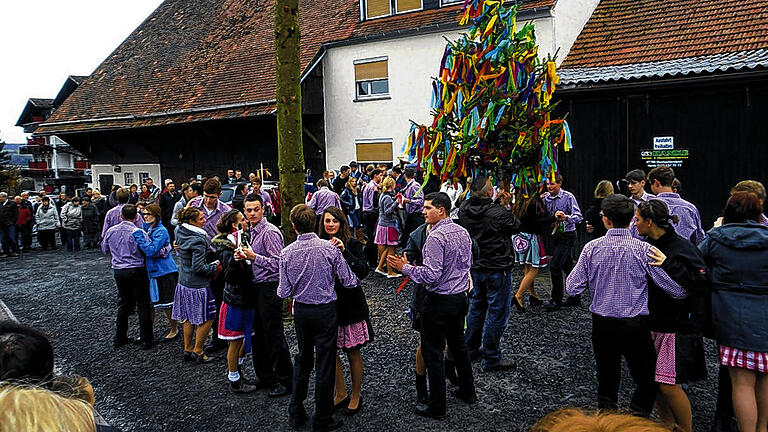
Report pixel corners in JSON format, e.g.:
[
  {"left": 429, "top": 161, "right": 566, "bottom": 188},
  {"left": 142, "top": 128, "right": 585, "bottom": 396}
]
[
  {"left": 698, "top": 221, "right": 768, "bottom": 352},
  {"left": 458, "top": 197, "right": 520, "bottom": 271},
  {"left": 175, "top": 224, "right": 218, "bottom": 288},
  {"left": 35, "top": 204, "right": 59, "bottom": 230}
]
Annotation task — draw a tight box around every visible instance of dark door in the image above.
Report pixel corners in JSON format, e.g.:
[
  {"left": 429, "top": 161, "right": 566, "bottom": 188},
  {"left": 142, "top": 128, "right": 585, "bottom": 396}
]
[{"left": 99, "top": 174, "right": 114, "bottom": 195}]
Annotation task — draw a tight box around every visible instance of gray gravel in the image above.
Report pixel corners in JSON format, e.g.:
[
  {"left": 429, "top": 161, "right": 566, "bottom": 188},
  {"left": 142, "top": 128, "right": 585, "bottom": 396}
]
[{"left": 1, "top": 248, "right": 719, "bottom": 431}]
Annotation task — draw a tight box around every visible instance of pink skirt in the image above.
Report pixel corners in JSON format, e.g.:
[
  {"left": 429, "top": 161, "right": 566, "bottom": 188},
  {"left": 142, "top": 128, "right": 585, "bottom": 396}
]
[
  {"left": 338, "top": 320, "right": 373, "bottom": 351},
  {"left": 374, "top": 224, "right": 399, "bottom": 246},
  {"left": 720, "top": 345, "right": 768, "bottom": 373}
]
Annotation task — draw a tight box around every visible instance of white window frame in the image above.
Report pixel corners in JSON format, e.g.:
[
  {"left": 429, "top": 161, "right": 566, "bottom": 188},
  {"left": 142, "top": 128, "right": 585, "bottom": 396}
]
[
  {"left": 124, "top": 172, "right": 134, "bottom": 185},
  {"left": 355, "top": 138, "right": 395, "bottom": 164},
  {"left": 354, "top": 56, "right": 390, "bottom": 101},
  {"left": 139, "top": 172, "right": 150, "bottom": 185},
  {"left": 440, "top": 0, "right": 462, "bottom": 5},
  {"left": 360, "top": 0, "right": 423, "bottom": 20}
]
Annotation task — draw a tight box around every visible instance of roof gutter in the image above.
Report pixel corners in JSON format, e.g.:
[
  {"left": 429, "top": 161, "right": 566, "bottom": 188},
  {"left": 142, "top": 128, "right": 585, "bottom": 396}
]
[{"left": 301, "top": 48, "right": 326, "bottom": 83}]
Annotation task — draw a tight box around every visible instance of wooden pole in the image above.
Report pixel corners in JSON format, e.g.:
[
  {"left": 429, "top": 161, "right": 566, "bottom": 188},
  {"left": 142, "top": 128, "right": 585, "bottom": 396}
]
[{"left": 275, "top": 0, "right": 305, "bottom": 243}]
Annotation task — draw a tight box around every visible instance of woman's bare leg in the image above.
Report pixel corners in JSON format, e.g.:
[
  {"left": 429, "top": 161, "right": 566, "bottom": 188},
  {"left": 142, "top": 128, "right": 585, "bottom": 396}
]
[{"left": 730, "top": 367, "right": 758, "bottom": 432}]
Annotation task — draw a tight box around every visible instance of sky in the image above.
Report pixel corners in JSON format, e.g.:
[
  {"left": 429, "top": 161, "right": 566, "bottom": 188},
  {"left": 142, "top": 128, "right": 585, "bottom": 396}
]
[{"left": 0, "top": 0, "right": 164, "bottom": 144}]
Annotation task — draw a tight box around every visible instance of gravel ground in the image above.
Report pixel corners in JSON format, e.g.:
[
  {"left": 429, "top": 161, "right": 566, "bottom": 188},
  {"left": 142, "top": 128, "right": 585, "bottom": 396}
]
[{"left": 2, "top": 248, "right": 719, "bottom": 431}]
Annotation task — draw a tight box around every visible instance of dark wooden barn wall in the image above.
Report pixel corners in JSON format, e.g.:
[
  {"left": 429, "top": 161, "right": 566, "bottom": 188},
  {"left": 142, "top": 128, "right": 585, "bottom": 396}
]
[{"left": 555, "top": 74, "right": 768, "bottom": 231}]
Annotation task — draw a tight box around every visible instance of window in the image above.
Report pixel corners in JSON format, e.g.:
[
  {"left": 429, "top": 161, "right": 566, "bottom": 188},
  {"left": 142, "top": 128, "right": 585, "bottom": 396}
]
[
  {"left": 354, "top": 58, "right": 389, "bottom": 99},
  {"left": 362, "top": 0, "right": 422, "bottom": 19},
  {"left": 356, "top": 140, "right": 393, "bottom": 163},
  {"left": 124, "top": 172, "right": 134, "bottom": 185},
  {"left": 440, "top": 0, "right": 462, "bottom": 5},
  {"left": 139, "top": 172, "right": 150, "bottom": 185}
]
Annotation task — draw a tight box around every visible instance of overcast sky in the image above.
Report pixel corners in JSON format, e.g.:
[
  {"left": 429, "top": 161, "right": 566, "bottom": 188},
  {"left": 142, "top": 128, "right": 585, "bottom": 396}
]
[{"left": 0, "top": 0, "right": 164, "bottom": 144}]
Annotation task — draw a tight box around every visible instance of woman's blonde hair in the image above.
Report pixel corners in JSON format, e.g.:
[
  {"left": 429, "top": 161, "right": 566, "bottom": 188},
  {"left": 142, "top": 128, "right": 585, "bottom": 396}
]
[
  {"left": 594, "top": 180, "right": 615, "bottom": 199},
  {"left": 0, "top": 384, "right": 96, "bottom": 432},
  {"left": 530, "top": 407, "right": 675, "bottom": 432},
  {"left": 381, "top": 177, "right": 396, "bottom": 193}
]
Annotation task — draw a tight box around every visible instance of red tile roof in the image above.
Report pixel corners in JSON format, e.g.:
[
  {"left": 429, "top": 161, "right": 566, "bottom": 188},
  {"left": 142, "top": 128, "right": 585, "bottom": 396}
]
[
  {"left": 561, "top": 0, "right": 768, "bottom": 69},
  {"left": 37, "top": 0, "right": 552, "bottom": 134}
]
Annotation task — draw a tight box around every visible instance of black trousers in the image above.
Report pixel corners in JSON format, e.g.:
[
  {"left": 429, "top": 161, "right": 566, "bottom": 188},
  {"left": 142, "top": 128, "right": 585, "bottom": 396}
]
[
  {"left": 38, "top": 229, "right": 57, "bottom": 249},
  {"left": 401, "top": 211, "right": 425, "bottom": 248},
  {"left": 420, "top": 291, "right": 475, "bottom": 415},
  {"left": 591, "top": 314, "right": 658, "bottom": 416},
  {"left": 362, "top": 210, "right": 378, "bottom": 267},
  {"left": 548, "top": 231, "right": 576, "bottom": 303},
  {"left": 289, "top": 302, "right": 337, "bottom": 427},
  {"left": 18, "top": 223, "right": 32, "bottom": 250},
  {"left": 715, "top": 354, "right": 735, "bottom": 419},
  {"left": 64, "top": 228, "right": 81, "bottom": 251},
  {"left": 113, "top": 267, "right": 153, "bottom": 344},
  {"left": 251, "top": 281, "right": 293, "bottom": 387}
]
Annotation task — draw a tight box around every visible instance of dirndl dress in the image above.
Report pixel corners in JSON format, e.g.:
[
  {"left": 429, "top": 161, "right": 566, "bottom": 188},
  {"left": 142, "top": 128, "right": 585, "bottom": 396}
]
[
  {"left": 374, "top": 224, "right": 399, "bottom": 246},
  {"left": 151, "top": 272, "right": 178, "bottom": 309},
  {"left": 512, "top": 232, "right": 548, "bottom": 267},
  {"left": 171, "top": 283, "right": 217, "bottom": 325},
  {"left": 338, "top": 319, "right": 374, "bottom": 352}
]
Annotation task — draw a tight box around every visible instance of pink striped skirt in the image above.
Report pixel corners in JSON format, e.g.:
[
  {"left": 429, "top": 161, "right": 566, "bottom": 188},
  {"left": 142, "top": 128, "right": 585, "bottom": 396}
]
[{"left": 720, "top": 345, "right": 768, "bottom": 373}]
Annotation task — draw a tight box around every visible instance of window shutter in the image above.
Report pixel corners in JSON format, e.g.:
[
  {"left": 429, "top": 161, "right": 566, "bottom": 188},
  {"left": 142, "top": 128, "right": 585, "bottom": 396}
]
[
  {"left": 365, "top": 0, "right": 391, "bottom": 19},
  {"left": 356, "top": 142, "right": 393, "bottom": 162},
  {"left": 396, "top": 0, "right": 421, "bottom": 13},
  {"left": 354, "top": 60, "right": 388, "bottom": 81}
]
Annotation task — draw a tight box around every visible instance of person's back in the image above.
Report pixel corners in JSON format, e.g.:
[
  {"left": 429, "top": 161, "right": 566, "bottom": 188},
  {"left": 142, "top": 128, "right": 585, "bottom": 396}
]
[
  {"left": 81, "top": 203, "right": 100, "bottom": 234},
  {"left": 101, "top": 220, "right": 145, "bottom": 269},
  {"left": 175, "top": 223, "right": 216, "bottom": 288},
  {"left": 459, "top": 195, "right": 519, "bottom": 271},
  {"left": 654, "top": 193, "right": 703, "bottom": 243}
]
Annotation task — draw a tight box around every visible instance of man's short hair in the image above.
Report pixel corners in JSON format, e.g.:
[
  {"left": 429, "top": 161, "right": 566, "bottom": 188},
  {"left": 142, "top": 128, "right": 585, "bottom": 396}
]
[
  {"left": 121, "top": 204, "right": 138, "bottom": 220},
  {"left": 340, "top": 165, "right": 350, "bottom": 173},
  {"left": 41, "top": 196, "right": 50, "bottom": 203},
  {"left": 0, "top": 321, "right": 54, "bottom": 383},
  {"left": 203, "top": 178, "right": 222, "bottom": 195},
  {"left": 731, "top": 180, "right": 766, "bottom": 202},
  {"left": 349, "top": 161, "right": 358, "bottom": 168},
  {"left": 425, "top": 192, "right": 452, "bottom": 215},
  {"left": 647, "top": 166, "right": 675, "bottom": 187},
  {"left": 116, "top": 187, "right": 130, "bottom": 204},
  {"left": 404, "top": 168, "right": 416, "bottom": 178},
  {"left": 145, "top": 178, "right": 153, "bottom": 183},
  {"left": 290, "top": 204, "right": 317, "bottom": 234},
  {"left": 244, "top": 193, "right": 264, "bottom": 206},
  {"left": 392, "top": 167, "right": 402, "bottom": 175},
  {"left": 317, "top": 179, "right": 329, "bottom": 189},
  {"left": 625, "top": 169, "right": 646, "bottom": 183},
  {"left": 371, "top": 169, "right": 383, "bottom": 178},
  {"left": 601, "top": 194, "right": 635, "bottom": 227},
  {"left": 190, "top": 183, "right": 203, "bottom": 196},
  {"left": 470, "top": 176, "right": 493, "bottom": 196}
]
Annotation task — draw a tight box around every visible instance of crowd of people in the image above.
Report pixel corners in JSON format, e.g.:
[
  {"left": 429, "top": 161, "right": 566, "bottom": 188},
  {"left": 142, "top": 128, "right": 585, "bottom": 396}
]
[{"left": 1, "top": 161, "right": 767, "bottom": 432}]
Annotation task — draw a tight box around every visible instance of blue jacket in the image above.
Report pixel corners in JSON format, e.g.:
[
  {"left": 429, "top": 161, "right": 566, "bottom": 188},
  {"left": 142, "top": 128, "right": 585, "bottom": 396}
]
[
  {"left": 133, "top": 222, "right": 178, "bottom": 278},
  {"left": 698, "top": 221, "right": 768, "bottom": 352}
]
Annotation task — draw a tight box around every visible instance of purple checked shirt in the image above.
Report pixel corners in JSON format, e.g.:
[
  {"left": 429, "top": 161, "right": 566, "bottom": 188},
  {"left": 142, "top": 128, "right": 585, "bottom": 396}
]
[
  {"left": 277, "top": 233, "right": 358, "bottom": 304},
  {"left": 402, "top": 217, "right": 472, "bottom": 295},
  {"left": 542, "top": 189, "right": 583, "bottom": 232},
  {"left": 566, "top": 228, "right": 687, "bottom": 318},
  {"left": 761, "top": 213, "right": 768, "bottom": 227},
  {"left": 101, "top": 204, "right": 144, "bottom": 239},
  {"left": 631, "top": 190, "right": 655, "bottom": 207},
  {"left": 403, "top": 179, "right": 424, "bottom": 214},
  {"left": 307, "top": 186, "right": 342, "bottom": 215},
  {"left": 654, "top": 192, "right": 705, "bottom": 244},
  {"left": 102, "top": 221, "right": 148, "bottom": 269},
  {"left": 362, "top": 180, "right": 379, "bottom": 212},
  {"left": 249, "top": 217, "right": 283, "bottom": 283},
  {"left": 188, "top": 197, "right": 232, "bottom": 239}
]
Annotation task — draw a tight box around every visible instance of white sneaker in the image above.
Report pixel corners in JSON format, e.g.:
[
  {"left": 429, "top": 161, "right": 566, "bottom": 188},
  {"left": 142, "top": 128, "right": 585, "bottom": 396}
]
[
  {"left": 374, "top": 268, "right": 388, "bottom": 277},
  {"left": 387, "top": 273, "right": 403, "bottom": 279}
]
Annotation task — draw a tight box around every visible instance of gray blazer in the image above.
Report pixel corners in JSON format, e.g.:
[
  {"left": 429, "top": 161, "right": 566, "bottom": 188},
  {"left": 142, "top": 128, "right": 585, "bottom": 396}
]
[{"left": 175, "top": 224, "right": 218, "bottom": 288}]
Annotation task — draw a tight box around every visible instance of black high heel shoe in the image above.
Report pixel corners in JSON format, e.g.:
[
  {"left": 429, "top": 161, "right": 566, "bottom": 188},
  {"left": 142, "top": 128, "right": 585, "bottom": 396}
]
[
  {"left": 529, "top": 296, "right": 543, "bottom": 306},
  {"left": 344, "top": 397, "right": 362, "bottom": 416},
  {"left": 513, "top": 296, "right": 527, "bottom": 313}
]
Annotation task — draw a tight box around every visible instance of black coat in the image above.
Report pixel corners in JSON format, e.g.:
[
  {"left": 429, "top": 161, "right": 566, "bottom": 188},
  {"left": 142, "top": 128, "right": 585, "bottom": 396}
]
[
  {"left": 404, "top": 223, "right": 429, "bottom": 313},
  {"left": 647, "top": 229, "right": 710, "bottom": 334},
  {"left": 335, "top": 238, "right": 371, "bottom": 326},
  {"left": 584, "top": 197, "right": 608, "bottom": 239},
  {"left": 158, "top": 191, "right": 182, "bottom": 223},
  {"left": 0, "top": 200, "right": 18, "bottom": 227},
  {"left": 80, "top": 205, "right": 101, "bottom": 234},
  {"left": 211, "top": 234, "right": 257, "bottom": 308},
  {"left": 458, "top": 197, "right": 521, "bottom": 271}
]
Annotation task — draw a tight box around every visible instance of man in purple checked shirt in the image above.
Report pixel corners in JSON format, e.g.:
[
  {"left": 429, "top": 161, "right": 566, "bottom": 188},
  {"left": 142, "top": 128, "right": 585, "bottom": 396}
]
[
  {"left": 388, "top": 192, "right": 476, "bottom": 421},
  {"left": 566, "top": 194, "right": 687, "bottom": 417},
  {"left": 278, "top": 204, "right": 358, "bottom": 432},
  {"left": 542, "top": 174, "right": 583, "bottom": 311},
  {"left": 102, "top": 204, "right": 153, "bottom": 350},
  {"left": 186, "top": 178, "right": 232, "bottom": 240},
  {"left": 308, "top": 179, "right": 341, "bottom": 228},
  {"left": 101, "top": 187, "right": 144, "bottom": 239},
  {"left": 647, "top": 166, "right": 704, "bottom": 244}
]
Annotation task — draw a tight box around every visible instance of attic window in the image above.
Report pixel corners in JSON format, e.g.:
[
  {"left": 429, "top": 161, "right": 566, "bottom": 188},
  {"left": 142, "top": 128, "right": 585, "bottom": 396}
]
[
  {"left": 354, "top": 58, "right": 389, "bottom": 100},
  {"left": 362, "top": 0, "right": 423, "bottom": 20}
]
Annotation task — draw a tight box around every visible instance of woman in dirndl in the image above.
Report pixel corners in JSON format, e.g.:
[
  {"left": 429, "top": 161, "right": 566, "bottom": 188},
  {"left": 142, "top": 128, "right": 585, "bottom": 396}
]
[
  {"left": 374, "top": 177, "right": 400, "bottom": 277},
  {"left": 172, "top": 207, "right": 220, "bottom": 364},
  {"left": 698, "top": 192, "right": 768, "bottom": 432},
  {"left": 133, "top": 204, "right": 179, "bottom": 341},
  {"left": 319, "top": 206, "right": 372, "bottom": 416},
  {"left": 511, "top": 180, "right": 552, "bottom": 312}
]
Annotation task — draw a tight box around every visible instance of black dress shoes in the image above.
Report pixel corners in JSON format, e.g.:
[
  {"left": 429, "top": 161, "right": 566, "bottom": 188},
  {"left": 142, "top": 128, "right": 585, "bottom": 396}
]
[
  {"left": 333, "top": 395, "right": 350, "bottom": 411},
  {"left": 451, "top": 388, "right": 477, "bottom": 404},
  {"left": 544, "top": 300, "right": 562, "bottom": 312},
  {"left": 413, "top": 403, "right": 446, "bottom": 420},
  {"left": 563, "top": 295, "right": 582, "bottom": 307},
  {"left": 268, "top": 383, "right": 291, "bottom": 398},
  {"left": 343, "top": 397, "right": 362, "bottom": 416}
]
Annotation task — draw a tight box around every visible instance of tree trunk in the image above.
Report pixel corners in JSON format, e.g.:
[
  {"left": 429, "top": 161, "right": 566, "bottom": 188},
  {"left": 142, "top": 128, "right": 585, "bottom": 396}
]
[{"left": 274, "top": 0, "right": 305, "bottom": 244}]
